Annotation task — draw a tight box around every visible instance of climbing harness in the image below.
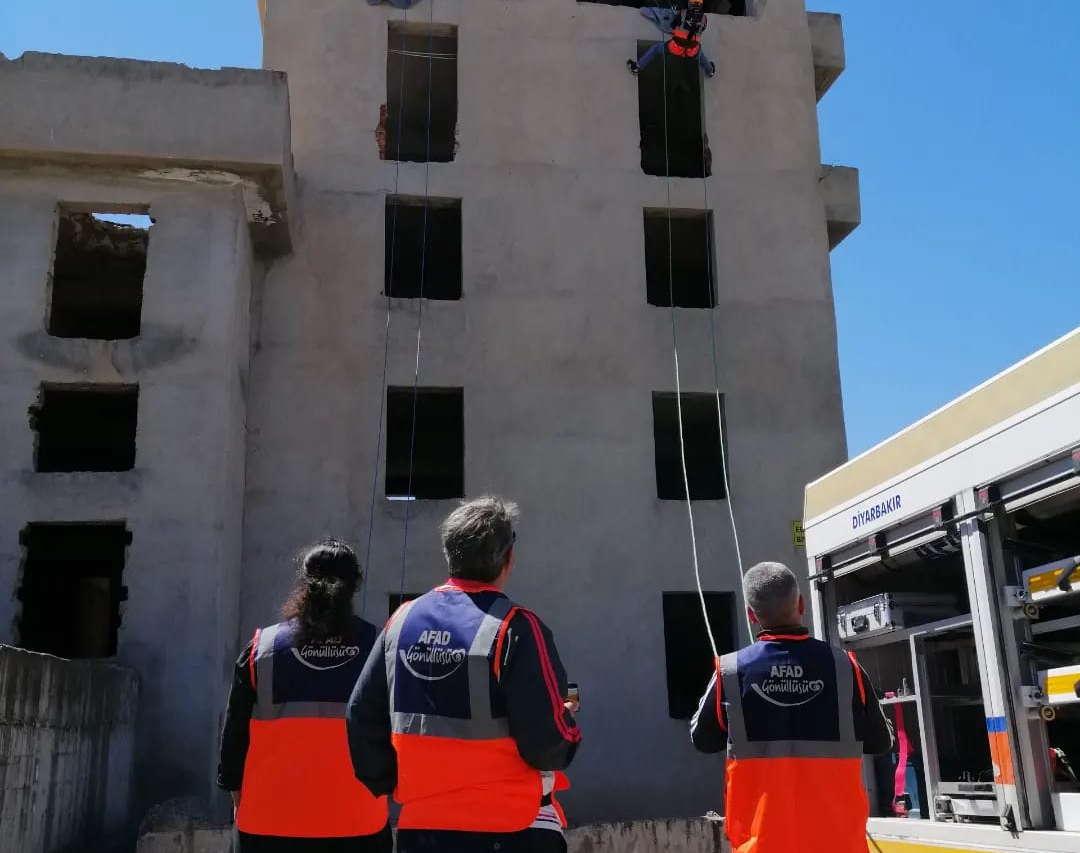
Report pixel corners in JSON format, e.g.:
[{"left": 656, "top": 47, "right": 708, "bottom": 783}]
[
  {"left": 657, "top": 12, "right": 752, "bottom": 658},
  {"left": 362, "top": 0, "right": 439, "bottom": 617}
]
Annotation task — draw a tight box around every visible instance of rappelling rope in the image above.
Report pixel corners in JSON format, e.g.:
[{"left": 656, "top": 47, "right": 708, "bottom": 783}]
[
  {"left": 361, "top": 0, "right": 437, "bottom": 618},
  {"left": 657, "top": 14, "right": 753, "bottom": 661},
  {"left": 395, "top": 0, "right": 439, "bottom": 605}
]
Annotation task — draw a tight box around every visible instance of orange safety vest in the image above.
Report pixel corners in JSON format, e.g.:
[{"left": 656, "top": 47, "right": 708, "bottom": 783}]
[
  {"left": 237, "top": 620, "right": 389, "bottom": 838},
  {"left": 718, "top": 635, "right": 869, "bottom": 853},
  {"left": 385, "top": 585, "right": 570, "bottom": 832}
]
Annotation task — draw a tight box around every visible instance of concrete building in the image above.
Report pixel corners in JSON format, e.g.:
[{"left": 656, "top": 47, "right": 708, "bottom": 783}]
[{"left": 0, "top": 0, "right": 857, "bottom": 828}]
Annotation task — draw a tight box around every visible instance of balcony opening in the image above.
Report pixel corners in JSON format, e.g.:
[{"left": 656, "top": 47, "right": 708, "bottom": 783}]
[
  {"left": 17, "top": 522, "right": 130, "bottom": 659},
  {"left": 388, "top": 592, "right": 422, "bottom": 618},
  {"left": 663, "top": 592, "right": 737, "bottom": 719},
  {"left": 30, "top": 384, "right": 139, "bottom": 473},
  {"left": 636, "top": 40, "right": 710, "bottom": 178},
  {"left": 48, "top": 209, "right": 151, "bottom": 340},
  {"left": 644, "top": 208, "right": 715, "bottom": 308},
  {"left": 386, "top": 23, "right": 458, "bottom": 163},
  {"left": 652, "top": 392, "right": 727, "bottom": 500},
  {"left": 577, "top": 2, "right": 747, "bottom": 13},
  {"left": 385, "top": 197, "right": 462, "bottom": 299},
  {"left": 386, "top": 387, "right": 464, "bottom": 500}
]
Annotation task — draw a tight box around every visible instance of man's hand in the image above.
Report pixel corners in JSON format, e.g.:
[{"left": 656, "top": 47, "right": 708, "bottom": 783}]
[
  {"left": 230, "top": 790, "right": 241, "bottom": 812},
  {"left": 564, "top": 700, "right": 580, "bottom": 716}
]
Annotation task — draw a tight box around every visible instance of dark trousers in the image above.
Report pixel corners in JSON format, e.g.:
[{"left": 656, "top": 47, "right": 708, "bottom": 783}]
[
  {"left": 235, "top": 824, "right": 393, "bottom": 853},
  {"left": 397, "top": 828, "right": 567, "bottom": 853}
]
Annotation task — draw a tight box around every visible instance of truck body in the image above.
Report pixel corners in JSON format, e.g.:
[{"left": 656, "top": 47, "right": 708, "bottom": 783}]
[{"left": 803, "top": 327, "right": 1080, "bottom": 852}]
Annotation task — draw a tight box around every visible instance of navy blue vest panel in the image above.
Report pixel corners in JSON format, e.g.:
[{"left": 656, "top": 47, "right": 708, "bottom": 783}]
[
  {"left": 267, "top": 617, "right": 376, "bottom": 705},
  {"left": 736, "top": 638, "right": 843, "bottom": 744}
]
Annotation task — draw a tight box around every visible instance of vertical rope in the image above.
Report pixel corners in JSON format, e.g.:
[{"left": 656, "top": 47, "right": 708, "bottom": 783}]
[
  {"left": 361, "top": 3, "right": 412, "bottom": 618},
  {"left": 396, "top": 0, "right": 439, "bottom": 603}
]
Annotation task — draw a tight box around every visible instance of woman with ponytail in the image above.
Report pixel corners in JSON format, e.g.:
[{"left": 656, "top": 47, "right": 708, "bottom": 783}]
[{"left": 217, "top": 539, "right": 390, "bottom": 853}]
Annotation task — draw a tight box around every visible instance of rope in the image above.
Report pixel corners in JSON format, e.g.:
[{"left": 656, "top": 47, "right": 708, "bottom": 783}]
[
  {"left": 656, "top": 19, "right": 752, "bottom": 664},
  {"left": 361, "top": 1, "right": 438, "bottom": 618},
  {"left": 696, "top": 49, "right": 752, "bottom": 644},
  {"left": 395, "top": 0, "right": 438, "bottom": 604}
]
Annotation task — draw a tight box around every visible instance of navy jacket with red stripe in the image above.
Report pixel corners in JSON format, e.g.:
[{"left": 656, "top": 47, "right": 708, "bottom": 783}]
[{"left": 346, "top": 581, "right": 581, "bottom": 799}]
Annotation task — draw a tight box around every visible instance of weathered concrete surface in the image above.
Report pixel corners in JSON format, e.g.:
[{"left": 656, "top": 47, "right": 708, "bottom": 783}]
[
  {"left": 0, "top": 187, "right": 253, "bottom": 818},
  {"left": 821, "top": 165, "right": 861, "bottom": 249},
  {"left": 0, "top": 645, "right": 139, "bottom": 853},
  {"left": 0, "top": 52, "right": 295, "bottom": 254},
  {"left": 808, "top": 12, "right": 845, "bottom": 101},
  {"left": 134, "top": 816, "right": 728, "bottom": 853},
  {"left": 244, "top": 0, "right": 853, "bottom": 823}
]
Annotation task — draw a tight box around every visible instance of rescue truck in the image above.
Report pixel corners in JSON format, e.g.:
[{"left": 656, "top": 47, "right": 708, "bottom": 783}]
[{"left": 802, "top": 327, "right": 1080, "bottom": 853}]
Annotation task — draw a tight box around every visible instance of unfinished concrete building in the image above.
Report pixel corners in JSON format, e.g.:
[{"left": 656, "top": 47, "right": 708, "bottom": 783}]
[{"left": 0, "top": 0, "right": 858, "bottom": 831}]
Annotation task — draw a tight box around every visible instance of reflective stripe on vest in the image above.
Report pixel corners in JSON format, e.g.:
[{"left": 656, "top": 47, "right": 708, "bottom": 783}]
[
  {"left": 719, "top": 640, "right": 868, "bottom": 853},
  {"left": 386, "top": 590, "right": 557, "bottom": 833},
  {"left": 238, "top": 620, "right": 388, "bottom": 838}
]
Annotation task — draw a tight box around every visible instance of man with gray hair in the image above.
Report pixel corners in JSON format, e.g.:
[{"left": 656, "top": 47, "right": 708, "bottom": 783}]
[
  {"left": 690, "top": 561, "right": 893, "bottom": 853},
  {"left": 347, "top": 496, "right": 581, "bottom": 853}
]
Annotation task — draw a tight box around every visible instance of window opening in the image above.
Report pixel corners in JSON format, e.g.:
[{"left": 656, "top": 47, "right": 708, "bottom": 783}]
[
  {"left": 16, "top": 523, "right": 130, "bottom": 659},
  {"left": 385, "top": 197, "right": 462, "bottom": 299},
  {"left": 385, "top": 387, "right": 464, "bottom": 500},
  {"left": 48, "top": 209, "right": 150, "bottom": 339},
  {"left": 644, "top": 208, "right": 715, "bottom": 307},
  {"left": 31, "top": 384, "right": 139, "bottom": 473},
  {"left": 385, "top": 23, "right": 458, "bottom": 163},
  {"left": 652, "top": 392, "right": 727, "bottom": 500},
  {"left": 577, "top": 2, "right": 747, "bottom": 13},
  {"left": 662, "top": 591, "right": 736, "bottom": 719},
  {"left": 635, "top": 41, "right": 710, "bottom": 178}
]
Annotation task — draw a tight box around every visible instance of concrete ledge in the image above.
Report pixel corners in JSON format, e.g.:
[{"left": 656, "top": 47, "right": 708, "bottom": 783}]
[
  {"left": 0, "top": 52, "right": 294, "bottom": 255},
  {"left": 820, "top": 164, "right": 861, "bottom": 249},
  {"left": 808, "top": 12, "right": 845, "bottom": 101},
  {"left": 136, "top": 816, "right": 728, "bottom": 853}
]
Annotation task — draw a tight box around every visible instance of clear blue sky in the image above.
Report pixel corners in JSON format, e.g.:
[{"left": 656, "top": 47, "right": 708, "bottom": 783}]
[{"left": 3, "top": 2, "right": 1077, "bottom": 455}]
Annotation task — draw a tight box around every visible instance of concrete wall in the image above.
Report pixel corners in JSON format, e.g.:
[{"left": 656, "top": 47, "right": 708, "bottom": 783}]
[
  {"left": 248, "top": 0, "right": 850, "bottom": 823},
  {"left": 135, "top": 817, "right": 729, "bottom": 853},
  {"left": 0, "top": 646, "right": 139, "bottom": 852},
  {"left": 0, "top": 180, "right": 253, "bottom": 815}
]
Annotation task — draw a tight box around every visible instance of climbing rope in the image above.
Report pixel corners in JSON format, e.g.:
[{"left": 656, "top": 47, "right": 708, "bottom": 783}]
[
  {"left": 395, "top": 0, "right": 439, "bottom": 605},
  {"left": 361, "top": 0, "right": 438, "bottom": 617},
  {"left": 656, "top": 19, "right": 752, "bottom": 659}
]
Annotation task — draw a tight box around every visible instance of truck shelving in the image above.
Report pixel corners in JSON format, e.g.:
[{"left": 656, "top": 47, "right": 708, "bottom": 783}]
[{"left": 803, "top": 327, "right": 1080, "bottom": 852}]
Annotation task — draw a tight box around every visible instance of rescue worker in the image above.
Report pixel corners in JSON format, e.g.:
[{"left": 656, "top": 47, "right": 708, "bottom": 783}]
[
  {"left": 628, "top": 2, "right": 717, "bottom": 78},
  {"left": 217, "top": 539, "right": 391, "bottom": 853},
  {"left": 346, "top": 496, "right": 582, "bottom": 853},
  {"left": 690, "top": 562, "right": 894, "bottom": 853}
]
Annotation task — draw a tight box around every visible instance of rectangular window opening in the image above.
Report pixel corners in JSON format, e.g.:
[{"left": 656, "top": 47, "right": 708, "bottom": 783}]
[
  {"left": 385, "top": 387, "right": 464, "bottom": 500},
  {"left": 385, "top": 197, "right": 462, "bottom": 299},
  {"left": 385, "top": 23, "right": 458, "bottom": 163},
  {"left": 652, "top": 392, "right": 727, "bottom": 500},
  {"left": 30, "top": 384, "right": 139, "bottom": 473},
  {"left": 663, "top": 592, "right": 736, "bottom": 719},
  {"left": 388, "top": 592, "right": 422, "bottom": 618},
  {"left": 635, "top": 41, "right": 710, "bottom": 178},
  {"left": 644, "top": 209, "right": 715, "bottom": 308},
  {"left": 578, "top": 2, "right": 748, "bottom": 12},
  {"left": 48, "top": 208, "right": 151, "bottom": 340},
  {"left": 17, "top": 522, "right": 131, "bottom": 659}
]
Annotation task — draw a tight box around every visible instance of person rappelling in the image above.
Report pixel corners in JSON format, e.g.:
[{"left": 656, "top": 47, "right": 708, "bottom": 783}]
[{"left": 628, "top": 2, "right": 717, "bottom": 78}]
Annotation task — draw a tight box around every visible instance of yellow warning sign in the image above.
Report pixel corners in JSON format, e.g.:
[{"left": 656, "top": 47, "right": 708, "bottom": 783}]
[{"left": 792, "top": 521, "right": 805, "bottom": 548}]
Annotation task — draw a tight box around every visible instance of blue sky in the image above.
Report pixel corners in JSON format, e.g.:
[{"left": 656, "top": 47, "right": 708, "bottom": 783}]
[{"left": 3, "top": 2, "right": 1077, "bottom": 455}]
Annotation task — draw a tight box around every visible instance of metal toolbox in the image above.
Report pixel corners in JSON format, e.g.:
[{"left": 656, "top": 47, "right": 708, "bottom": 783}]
[{"left": 837, "top": 593, "right": 958, "bottom": 642}]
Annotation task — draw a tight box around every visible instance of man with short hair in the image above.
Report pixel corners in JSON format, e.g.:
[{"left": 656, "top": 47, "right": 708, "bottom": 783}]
[
  {"left": 690, "top": 561, "right": 893, "bottom": 853},
  {"left": 347, "top": 496, "right": 581, "bottom": 853}
]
